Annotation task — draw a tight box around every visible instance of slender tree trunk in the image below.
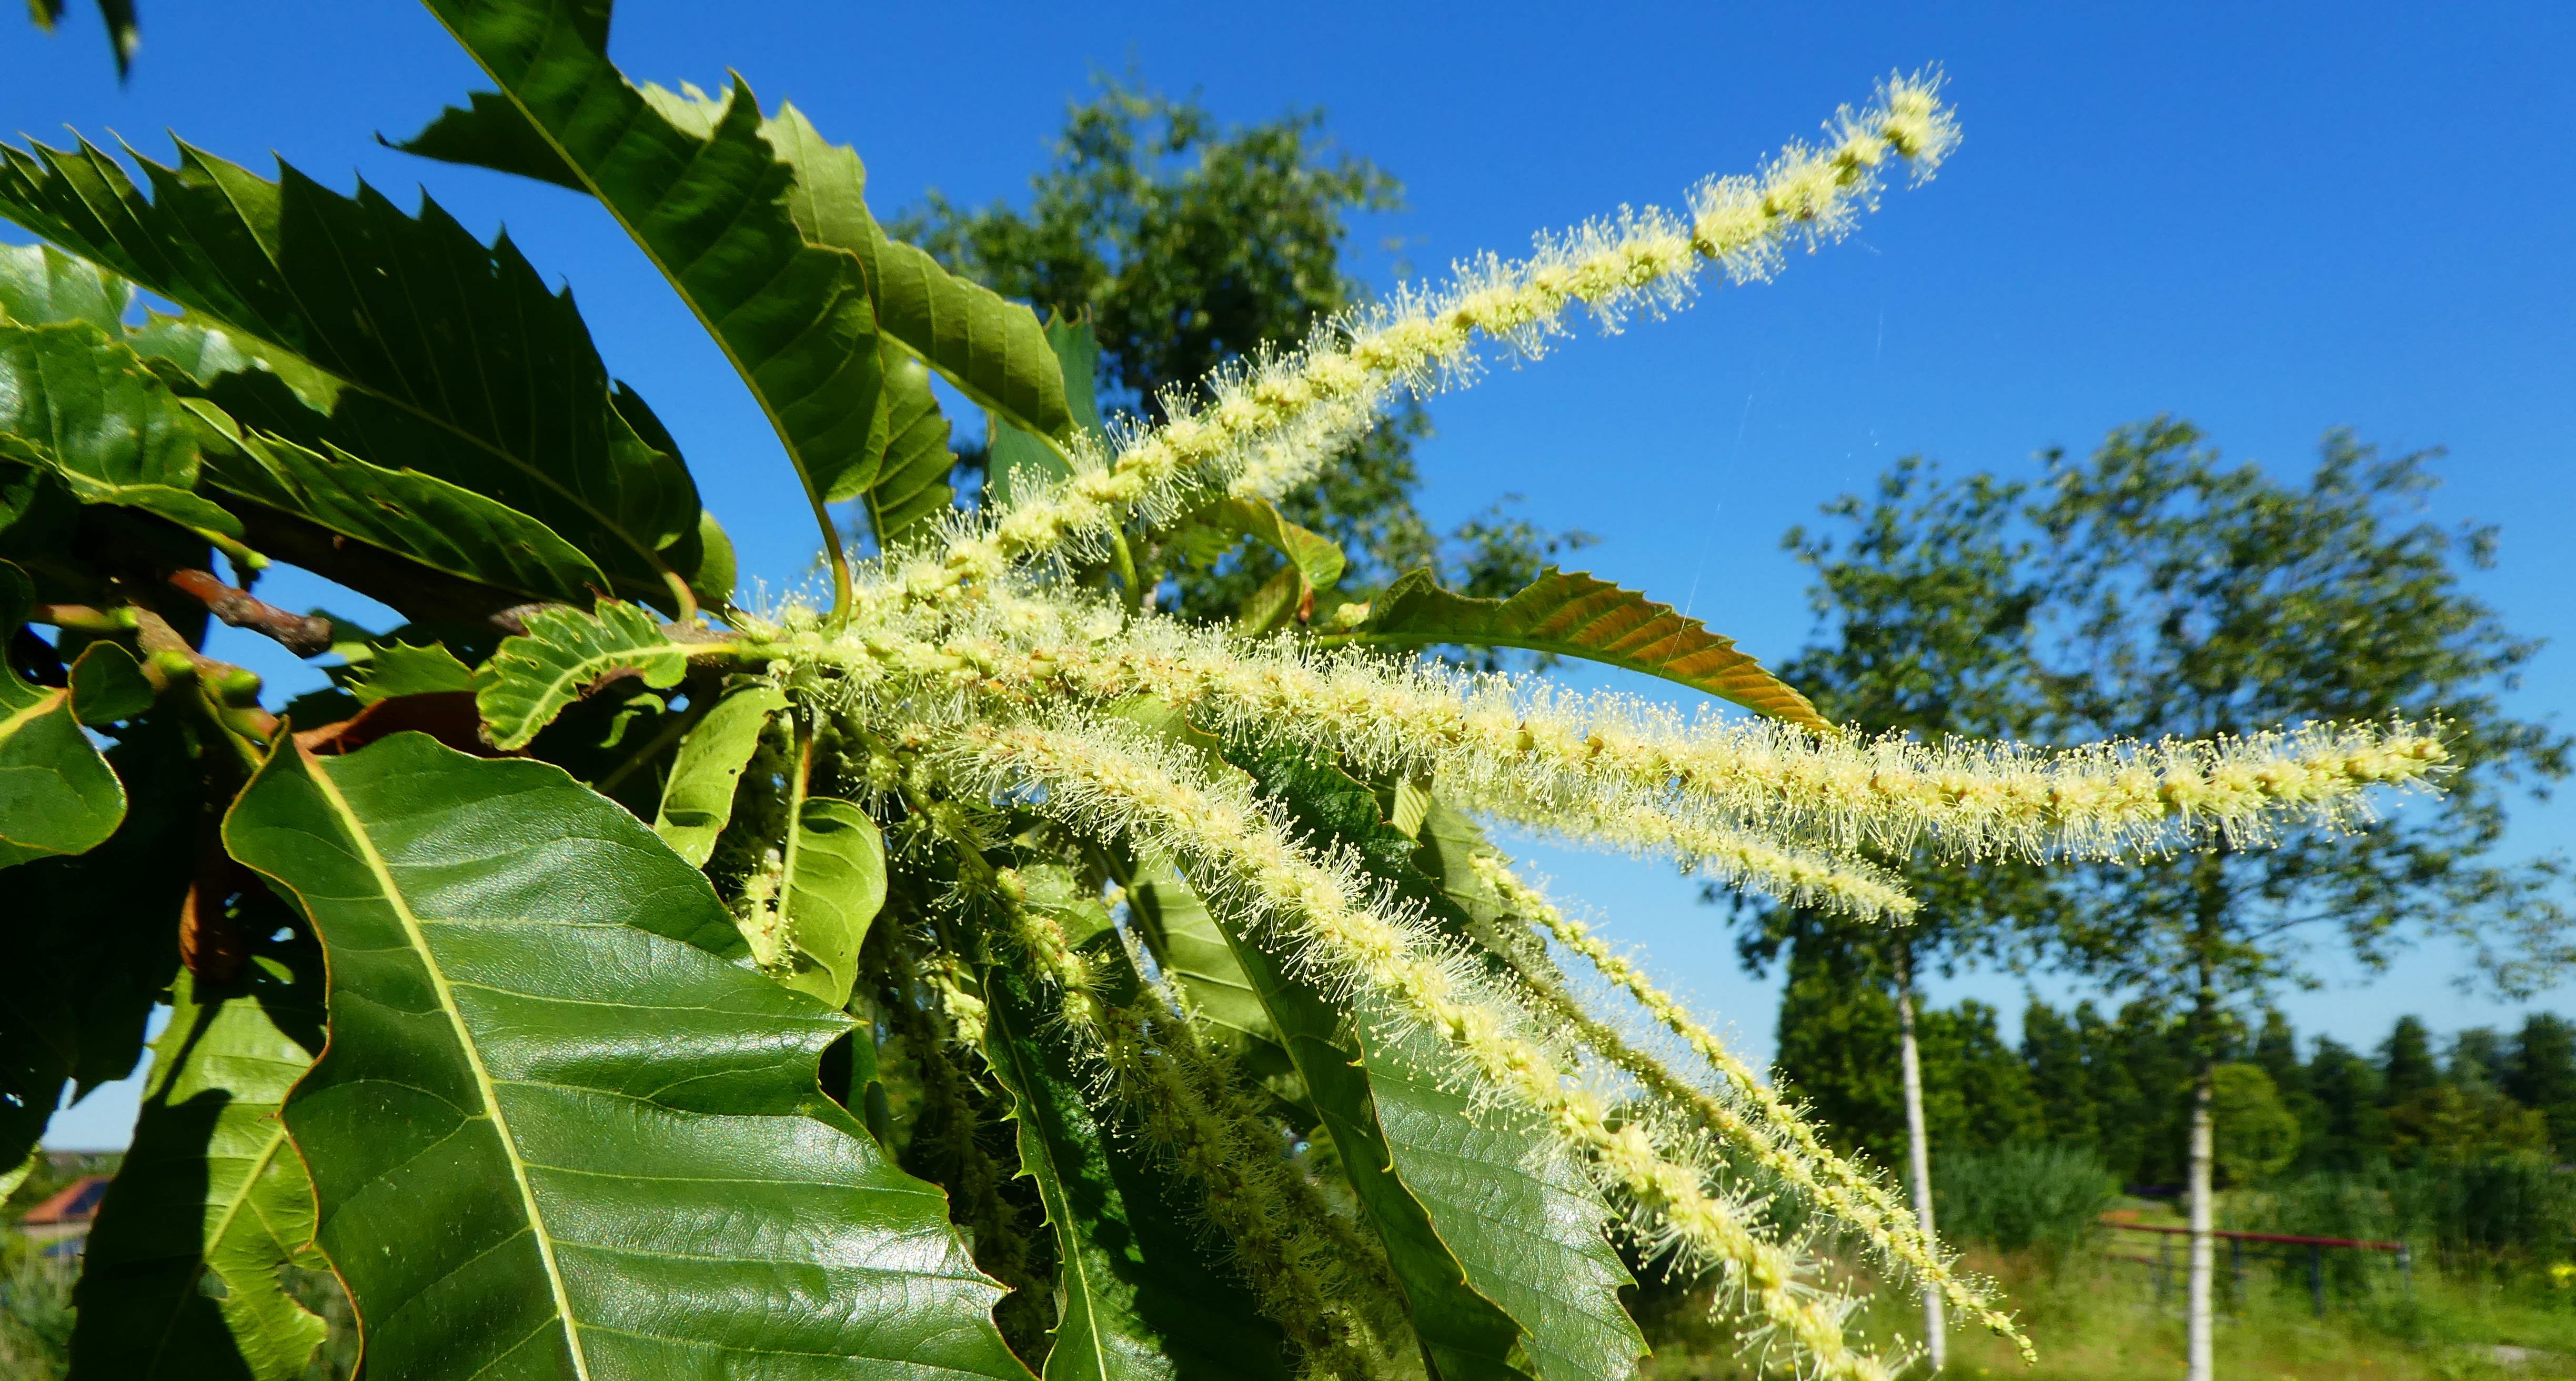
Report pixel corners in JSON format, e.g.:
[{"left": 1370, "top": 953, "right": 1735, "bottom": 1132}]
[
  {"left": 2186, "top": 1048, "right": 2216, "bottom": 1381},
  {"left": 2185, "top": 851, "right": 2228, "bottom": 1381},
  {"left": 1895, "top": 949, "right": 1945, "bottom": 1373}
]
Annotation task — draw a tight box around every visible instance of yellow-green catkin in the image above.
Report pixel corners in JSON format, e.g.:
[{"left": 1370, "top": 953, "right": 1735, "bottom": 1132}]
[
  {"left": 952, "top": 716, "right": 1908, "bottom": 1381},
  {"left": 907, "top": 73, "right": 1958, "bottom": 600},
  {"left": 1472, "top": 855, "right": 2031, "bottom": 1357},
  {"left": 933, "top": 618, "right": 2447, "bottom": 883}
]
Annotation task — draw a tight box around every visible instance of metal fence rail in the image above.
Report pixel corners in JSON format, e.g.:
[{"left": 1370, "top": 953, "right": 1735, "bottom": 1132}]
[{"left": 2103, "top": 1219, "right": 2413, "bottom": 1317}]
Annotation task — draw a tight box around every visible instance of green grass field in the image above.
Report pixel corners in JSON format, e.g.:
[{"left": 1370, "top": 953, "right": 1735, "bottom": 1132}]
[{"left": 1639, "top": 1233, "right": 2576, "bottom": 1380}]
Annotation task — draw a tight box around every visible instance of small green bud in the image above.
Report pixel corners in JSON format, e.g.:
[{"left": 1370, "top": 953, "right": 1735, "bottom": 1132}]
[{"left": 214, "top": 667, "right": 263, "bottom": 705}]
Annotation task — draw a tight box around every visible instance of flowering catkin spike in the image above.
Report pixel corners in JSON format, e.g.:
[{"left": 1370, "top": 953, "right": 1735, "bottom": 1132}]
[
  {"left": 908, "top": 72, "right": 1957, "bottom": 598},
  {"left": 944, "top": 712, "right": 1907, "bottom": 1381},
  {"left": 1473, "top": 855, "right": 2032, "bottom": 1358},
  {"left": 919, "top": 611, "right": 2445, "bottom": 875},
  {"left": 1462, "top": 784, "right": 1921, "bottom": 920}
]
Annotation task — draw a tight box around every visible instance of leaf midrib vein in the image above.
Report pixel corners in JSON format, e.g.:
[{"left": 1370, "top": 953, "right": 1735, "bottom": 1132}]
[{"left": 299, "top": 749, "right": 594, "bottom": 1381}]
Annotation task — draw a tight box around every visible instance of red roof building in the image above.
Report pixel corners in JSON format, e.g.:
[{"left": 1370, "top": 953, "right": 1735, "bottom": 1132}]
[{"left": 16, "top": 1174, "right": 109, "bottom": 1246}]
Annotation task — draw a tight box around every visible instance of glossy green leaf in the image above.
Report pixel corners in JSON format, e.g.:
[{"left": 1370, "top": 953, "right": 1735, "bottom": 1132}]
[
  {"left": 0, "top": 717, "right": 186, "bottom": 1167},
  {"left": 976, "top": 877, "right": 1291, "bottom": 1381},
  {"left": 67, "top": 638, "right": 155, "bottom": 724},
  {"left": 688, "top": 507, "right": 740, "bottom": 610},
  {"left": 224, "top": 732, "right": 1033, "bottom": 1381},
  {"left": 1353, "top": 1025, "right": 1646, "bottom": 1381},
  {"left": 0, "top": 455, "right": 75, "bottom": 561},
  {"left": 1228, "top": 743, "right": 1647, "bottom": 1381},
  {"left": 0, "top": 320, "right": 242, "bottom": 535},
  {"left": 653, "top": 684, "right": 787, "bottom": 867},
  {"left": 863, "top": 234, "right": 1073, "bottom": 445},
  {"left": 478, "top": 601, "right": 719, "bottom": 751},
  {"left": 346, "top": 640, "right": 478, "bottom": 707},
  {"left": 0, "top": 135, "right": 706, "bottom": 611},
  {"left": 860, "top": 347, "right": 958, "bottom": 549},
  {"left": 69, "top": 934, "right": 330, "bottom": 1381},
  {"left": 774, "top": 796, "right": 888, "bottom": 1008},
  {"left": 1405, "top": 794, "right": 1557, "bottom": 973},
  {"left": 402, "top": 5, "right": 886, "bottom": 548},
  {"left": 1231, "top": 567, "right": 1304, "bottom": 639},
  {"left": 0, "top": 559, "right": 124, "bottom": 867},
  {"left": 188, "top": 402, "right": 615, "bottom": 614},
  {"left": 1348, "top": 567, "right": 1827, "bottom": 729}
]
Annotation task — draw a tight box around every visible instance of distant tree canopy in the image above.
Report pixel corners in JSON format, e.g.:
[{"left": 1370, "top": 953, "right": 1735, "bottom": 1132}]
[
  {"left": 1745, "top": 417, "right": 2570, "bottom": 1227},
  {"left": 1773, "top": 977, "right": 2576, "bottom": 1185},
  {"left": 897, "top": 81, "right": 1589, "bottom": 627}
]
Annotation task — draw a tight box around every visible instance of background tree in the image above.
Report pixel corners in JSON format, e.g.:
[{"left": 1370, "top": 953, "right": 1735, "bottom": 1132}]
[
  {"left": 1733, "top": 456, "right": 2058, "bottom": 1368},
  {"left": 2506, "top": 1013, "right": 2576, "bottom": 1157},
  {"left": 2021, "top": 1000, "right": 2099, "bottom": 1149},
  {"left": 896, "top": 81, "right": 1587, "bottom": 627},
  {"left": 2381, "top": 1016, "right": 2441, "bottom": 1110},
  {"left": 2016, "top": 418, "right": 2568, "bottom": 1381},
  {"left": 2208, "top": 1063, "right": 2300, "bottom": 1186},
  {"left": 2306, "top": 1038, "right": 2391, "bottom": 1172},
  {"left": 1759, "top": 416, "right": 2569, "bottom": 1377}
]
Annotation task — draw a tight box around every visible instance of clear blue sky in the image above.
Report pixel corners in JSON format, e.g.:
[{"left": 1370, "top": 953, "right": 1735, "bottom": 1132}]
[{"left": 15, "top": 3, "right": 2573, "bottom": 1147}]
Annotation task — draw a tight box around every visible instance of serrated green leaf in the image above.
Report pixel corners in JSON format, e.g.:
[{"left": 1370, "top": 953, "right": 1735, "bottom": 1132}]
[
  {"left": 653, "top": 683, "right": 787, "bottom": 867},
  {"left": 0, "top": 715, "right": 186, "bottom": 1166},
  {"left": 1354, "top": 1025, "right": 1646, "bottom": 1381},
  {"left": 69, "top": 933, "right": 330, "bottom": 1381},
  {"left": 477, "top": 601, "right": 723, "bottom": 751},
  {"left": 1227, "top": 743, "right": 1647, "bottom": 1381},
  {"left": 861, "top": 347, "right": 958, "bottom": 549},
  {"left": 1349, "top": 567, "right": 1826, "bottom": 728},
  {"left": 0, "top": 136, "right": 707, "bottom": 611},
  {"left": 0, "top": 559, "right": 124, "bottom": 867},
  {"left": 976, "top": 879, "right": 1292, "bottom": 1381},
  {"left": 223, "top": 732, "right": 1033, "bottom": 1381},
  {"left": 401, "top": 7, "right": 886, "bottom": 554},
  {"left": 67, "top": 638, "right": 154, "bottom": 724},
  {"left": 774, "top": 795, "right": 887, "bottom": 1008},
  {"left": 991, "top": 315, "right": 1103, "bottom": 511},
  {"left": 0, "top": 239, "right": 127, "bottom": 328},
  {"left": 863, "top": 233, "right": 1073, "bottom": 445},
  {"left": 733, "top": 99, "right": 1070, "bottom": 447},
  {"left": 186, "top": 401, "right": 615, "bottom": 614},
  {"left": 346, "top": 640, "right": 477, "bottom": 707},
  {"left": 0, "top": 319, "right": 243, "bottom": 535}
]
